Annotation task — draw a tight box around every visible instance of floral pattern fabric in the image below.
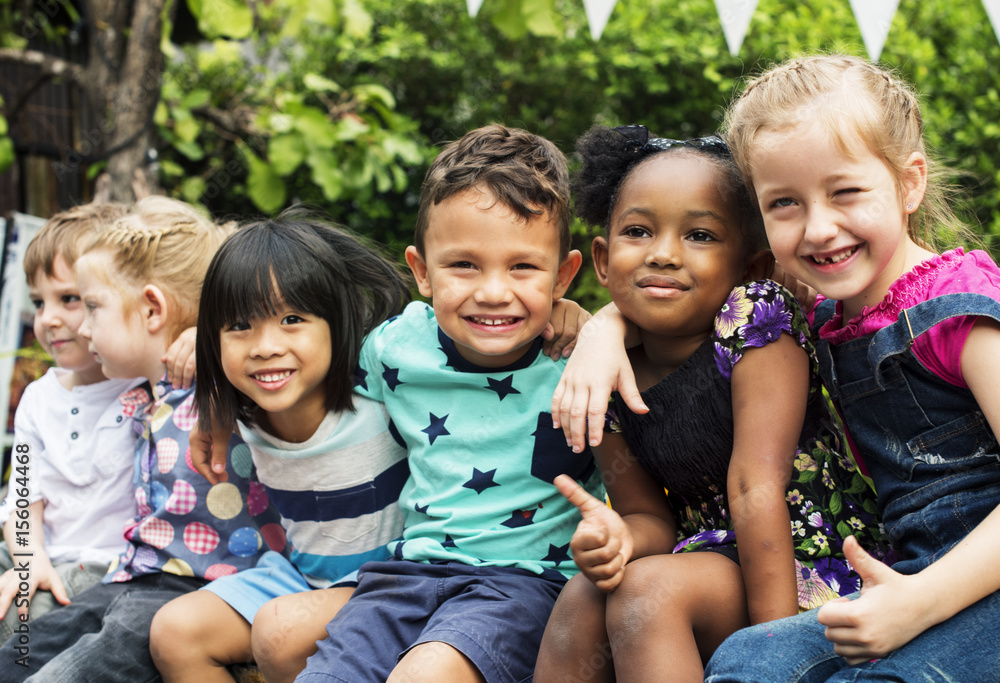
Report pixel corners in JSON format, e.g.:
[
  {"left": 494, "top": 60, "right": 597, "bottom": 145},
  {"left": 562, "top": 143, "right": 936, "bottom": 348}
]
[{"left": 608, "top": 279, "right": 888, "bottom": 611}]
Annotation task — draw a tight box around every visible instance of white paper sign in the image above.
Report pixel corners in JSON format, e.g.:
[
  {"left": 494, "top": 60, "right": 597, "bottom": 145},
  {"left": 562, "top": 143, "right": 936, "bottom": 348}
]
[
  {"left": 583, "top": 0, "right": 618, "bottom": 40},
  {"left": 467, "top": 0, "right": 485, "bottom": 18},
  {"left": 714, "top": 0, "right": 759, "bottom": 56},
  {"left": 983, "top": 0, "right": 1000, "bottom": 44},
  {"left": 850, "top": 0, "right": 900, "bottom": 61}
]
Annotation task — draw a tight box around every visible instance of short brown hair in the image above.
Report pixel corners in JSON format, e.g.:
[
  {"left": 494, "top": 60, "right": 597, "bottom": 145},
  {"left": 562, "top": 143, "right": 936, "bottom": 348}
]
[
  {"left": 414, "top": 124, "right": 571, "bottom": 258},
  {"left": 24, "top": 203, "right": 131, "bottom": 285}
]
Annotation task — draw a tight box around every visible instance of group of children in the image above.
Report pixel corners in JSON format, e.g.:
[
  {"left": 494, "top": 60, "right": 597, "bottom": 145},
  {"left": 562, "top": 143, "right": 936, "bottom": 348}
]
[{"left": 0, "top": 53, "right": 997, "bottom": 683}]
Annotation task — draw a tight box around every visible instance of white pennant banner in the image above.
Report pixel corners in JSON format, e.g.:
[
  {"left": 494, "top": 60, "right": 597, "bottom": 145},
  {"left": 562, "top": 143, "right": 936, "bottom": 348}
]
[
  {"left": 583, "top": 0, "right": 618, "bottom": 40},
  {"left": 850, "top": 0, "right": 900, "bottom": 61},
  {"left": 983, "top": 0, "right": 1000, "bottom": 43},
  {"left": 467, "top": 0, "right": 485, "bottom": 18},
  {"left": 714, "top": 0, "right": 759, "bottom": 55}
]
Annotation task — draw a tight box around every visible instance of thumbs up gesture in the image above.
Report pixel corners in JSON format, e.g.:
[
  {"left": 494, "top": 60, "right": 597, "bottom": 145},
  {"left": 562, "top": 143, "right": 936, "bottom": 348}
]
[
  {"left": 817, "top": 536, "right": 931, "bottom": 664},
  {"left": 554, "top": 474, "right": 634, "bottom": 592}
]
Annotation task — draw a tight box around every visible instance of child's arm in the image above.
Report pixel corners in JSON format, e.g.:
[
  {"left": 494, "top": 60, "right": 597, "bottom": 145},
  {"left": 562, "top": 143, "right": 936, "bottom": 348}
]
[
  {"left": 189, "top": 421, "right": 237, "bottom": 484},
  {"left": 556, "top": 432, "right": 676, "bottom": 591},
  {"left": 162, "top": 326, "right": 197, "bottom": 389},
  {"left": 728, "top": 332, "right": 806, "bottom": 624},
  {"left": 0, "top": 501, "right": 70, "bottom": 618},
  {"left": 551, "top": 303, "right": 646, "bottom": 452},
  {"left": 819, "top": 317, "right": 1000, "bottom": 662},
  {"left": 541, "top": 298, "right": 592, "bottom": 360}
]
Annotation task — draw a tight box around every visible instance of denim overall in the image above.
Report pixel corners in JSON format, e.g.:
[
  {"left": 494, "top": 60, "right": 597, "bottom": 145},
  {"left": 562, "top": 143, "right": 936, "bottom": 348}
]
[{"left": 706, "top": 293, "right": 1000, "bottom": 682}]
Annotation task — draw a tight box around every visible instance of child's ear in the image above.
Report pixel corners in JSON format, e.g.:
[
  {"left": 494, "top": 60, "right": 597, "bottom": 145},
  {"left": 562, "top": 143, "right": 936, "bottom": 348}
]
[
  {"left": 902, "top": 151, "right": 928, "bottom": 215},
  {"left": 141, "top": 284, "right": 169, "bottom": 334},
  {"left": 552, "top": 249, "right": 583, "bottom": 300},
  {"left": 592, "top": 236, "right": 610, "bottom": 287},
  {"left": 404, "top": 246, "right": 434, "bottom": 299},
  {"left": 742, "top": 249, "right": 775, "bottom": 283}
]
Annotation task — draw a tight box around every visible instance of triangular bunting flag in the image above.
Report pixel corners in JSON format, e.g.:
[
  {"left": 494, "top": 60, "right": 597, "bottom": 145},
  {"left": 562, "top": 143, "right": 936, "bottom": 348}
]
[
  {"left": 467, "top": 0, "right": 485, "bottom": 18},
  {"left": 583, "top": 0, "right": 618, "bottom": 41},
  {"left": 984, "top": 0, "right": 1000, "bottom": 44},
  {"left": 849, "top": 0, "right": 900, "bottom": 61},
  {"left": 714, "top": 0, "right": 759, "bottom": 56}
]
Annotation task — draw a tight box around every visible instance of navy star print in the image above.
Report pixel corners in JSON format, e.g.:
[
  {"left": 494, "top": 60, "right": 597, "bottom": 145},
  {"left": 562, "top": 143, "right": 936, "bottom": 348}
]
[
  {"left": 353, "top": 366, "right": 368, "bottom": 391},
  {"left": 463, "top": 467, "right": 500, "bottom": 494},
  {"left": 414, "top": 502, "right": 429, "bottom": 514},
  {"left": 421, "top": 413, "right": 450, "bottom": 445},
  {"left": 442, "top": 534, "right": 458, "bottom": 548},
  {"left": 501, "top": 508, "right": 537, "bottom": 528},
  {"left": 382, "top": 363, "right": 404, "bottom": 391},
  {"left": 543, "top": 543, "right": 571, "bottom": 566},
  {"left": 484, "top": 375, "right": 521, "bottom": 401}
]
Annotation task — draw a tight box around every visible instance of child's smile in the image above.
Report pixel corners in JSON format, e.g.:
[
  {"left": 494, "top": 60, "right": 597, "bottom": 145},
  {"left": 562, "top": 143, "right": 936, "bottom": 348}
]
[{"left": 594, "top": 153, "right": 746, "bottom": 349}]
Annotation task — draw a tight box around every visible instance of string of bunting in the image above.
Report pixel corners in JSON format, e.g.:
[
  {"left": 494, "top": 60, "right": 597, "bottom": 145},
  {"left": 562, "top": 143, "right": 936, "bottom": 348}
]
[{"left": 468, "top": 0, "right": 1000, "bottom": 61}]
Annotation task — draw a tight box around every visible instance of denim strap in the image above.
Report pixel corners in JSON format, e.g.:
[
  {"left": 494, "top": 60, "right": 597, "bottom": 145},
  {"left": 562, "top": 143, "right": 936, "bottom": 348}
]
[{"left": 868, "top": 293, "right": 1000, "bottom": 387}]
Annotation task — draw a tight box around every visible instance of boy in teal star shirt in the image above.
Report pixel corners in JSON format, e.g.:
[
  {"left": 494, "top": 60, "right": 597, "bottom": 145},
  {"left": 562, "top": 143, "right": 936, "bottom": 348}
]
[{"left": 298, "top": 124, "right": 604, "bottom": 683}]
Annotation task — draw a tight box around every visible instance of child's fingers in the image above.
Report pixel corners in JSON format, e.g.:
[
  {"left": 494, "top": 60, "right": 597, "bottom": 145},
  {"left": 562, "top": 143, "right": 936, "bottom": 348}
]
[
  {"left": 554, "top": 474, "right": 606, "bottom": 517},
  {"left": 47, "top": 572, "right": 70, "bottom": 607},
  {"left": 0, "top": 572, "right": 17, "bottom": 618}
]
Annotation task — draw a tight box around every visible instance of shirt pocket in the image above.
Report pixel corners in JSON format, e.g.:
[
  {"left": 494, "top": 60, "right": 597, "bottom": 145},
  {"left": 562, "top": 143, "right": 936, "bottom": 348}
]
[{"left": 315, "top": 480, "right": 378, "bottom": 543}]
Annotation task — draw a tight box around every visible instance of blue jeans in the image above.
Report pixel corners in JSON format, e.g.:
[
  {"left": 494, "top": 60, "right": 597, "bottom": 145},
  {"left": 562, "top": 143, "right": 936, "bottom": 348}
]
[
  {"left": 0, "top": 572, "right": 204, "bottom": 683},
  {"left": 705, "top": 587, "right": 1000, "bottom": 682}
]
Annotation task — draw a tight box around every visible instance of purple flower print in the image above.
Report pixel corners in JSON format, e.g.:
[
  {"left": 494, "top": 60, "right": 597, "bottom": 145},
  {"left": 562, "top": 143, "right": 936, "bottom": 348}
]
[
  {"left": 714, "top": 342, "right": 741, "bottom": 381},
  {"left": 743, "top": 297, "right": 794, "bottom": 347},
  {"left": 813, "top": 557, "right": 860, "bottom": 595}
]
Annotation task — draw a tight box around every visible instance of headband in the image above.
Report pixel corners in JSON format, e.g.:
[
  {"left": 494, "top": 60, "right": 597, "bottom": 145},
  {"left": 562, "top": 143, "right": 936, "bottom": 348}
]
[{"left": 612, "top": 124, "right": 731, "bottom": 157}]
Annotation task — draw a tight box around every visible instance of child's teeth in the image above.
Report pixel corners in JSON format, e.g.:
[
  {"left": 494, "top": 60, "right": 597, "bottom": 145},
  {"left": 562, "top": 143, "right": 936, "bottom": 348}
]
[
  {"left": 257, "top": 371, "right": 291, "bottom": 382},
  {"left": 473, "top": 317, "right": 515, "bottom": 326},
  {"left": 814, "top": 247, "right": 856, "bottom": 264}
]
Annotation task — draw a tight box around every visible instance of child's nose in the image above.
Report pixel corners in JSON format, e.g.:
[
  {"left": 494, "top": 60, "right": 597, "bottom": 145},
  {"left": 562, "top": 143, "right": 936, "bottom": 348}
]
[
  {"left": 250, "top": 326, "right": 284, "bottom": 358},
  {"left": 474, "top": 272, "right": 513, "bottom": 304},
  {"left": 645, "top": 235, "right": 681, "bottom": 268},
  {"left": 803, "top": 205, "right": 839, "bottom": 245}
]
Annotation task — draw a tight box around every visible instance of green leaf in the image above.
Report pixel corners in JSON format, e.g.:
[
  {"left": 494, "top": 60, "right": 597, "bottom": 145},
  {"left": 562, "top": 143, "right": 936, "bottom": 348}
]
[
  {"left": 174, "top": 116, "right": 201, "bottom": 143},
  {"left": 333, "top": 115, "right": 371, "bottom": 141},
  {"left": 492, "top": 0, "right": 528, "bottom": 39},
  {"left": 829, "top": 491, "right": 842, "bottom": 516},
  {"left": 306, "top": 149, "right": 344, "bottom": 201},
  {"left": 181, "top": 177, "right": 207, "bottom": 203},
  {"left": 523, "top": 0, "right": 561, "bottom": 37},
  {"left": 303, "top": 73, "right": 342, "bottom": 93},
  {"left": 293, "top": 107, "right": 337, "bottom": 148},
  {"left": 173, "top": 140, "right": 205, "bottom": 161},
  {"left": 160, "top": 160, "right": 185, "bottom": 178},
  {"left": 0, "top": 114, "right": 6, "bottom": 137},
  {"left": 181, "top": 89, "right": 212, "bottom": 110},
  {"left": 0, "top": 136, "right": 15, "bottom": 172},
  {"left": 245, "top": 153, "right": 286, "bottom": 213},
  {"left": 342, "top": 0, "right": 373, "bottom": 38},
  {"left": 305, "top": 0, "right": 338, "bottom": 27},
  {"left": 268, "top": 133, "right": 306, "bottom": 176},
  {"left": 187, "top": 0, "right": 253, "bottom": 39},
  {"left": 353, "top": 83, "right": 396, "bottom": 109}
]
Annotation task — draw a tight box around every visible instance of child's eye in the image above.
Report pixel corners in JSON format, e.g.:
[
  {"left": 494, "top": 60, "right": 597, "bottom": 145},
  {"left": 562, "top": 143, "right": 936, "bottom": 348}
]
[
  {"left": 62, "top": 294, "right": 81, "bottom": 305},
  {"left": 770, "top": 197, "right": 796, "bottom": 209},
  {"left": 834, "top": 187, "right": 862, "bottom": 197},
  {"left": 511, "top": 263, "right": 537, "bottom": 271},
  {"left": 282, "top": 314, "right": 305, "bottom": 325},
  {"left": 226, "top": 321, "right": 250, "bottom": 332},
  {"left": 687, "top": 230, "right": 716, "bottom": 243},
  {"left": 622, "top": 226, "right": 650, "bottom": 238},
  {"left": 449, "top": 261, "right": 475, "bottom": 269},
  {"left": 84, "top": 301, "right": 97, "bottom": 312},
  {"left": 30, "top": 299, "right": 43, "bottom": 310}
]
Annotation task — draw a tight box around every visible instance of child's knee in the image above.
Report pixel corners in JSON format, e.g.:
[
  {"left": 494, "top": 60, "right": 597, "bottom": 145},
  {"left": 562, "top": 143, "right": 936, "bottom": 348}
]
[
  {"left": 149, "top": 598, "right": 196, "bottom": 667},
  {"left": 250, "top": 597, "right": 296, "bottom": 667}
]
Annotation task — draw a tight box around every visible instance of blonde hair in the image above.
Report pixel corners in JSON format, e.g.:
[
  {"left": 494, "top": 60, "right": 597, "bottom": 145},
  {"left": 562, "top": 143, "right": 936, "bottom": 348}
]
[
  {"left": 83, "top": 196, "right": 236, "bottom": 342},
  {"left": 24, "top": 202, "right": 131, "bottom": 285},
  {"left": 724, "top": 54, "right": 968, "bottom": 251}
]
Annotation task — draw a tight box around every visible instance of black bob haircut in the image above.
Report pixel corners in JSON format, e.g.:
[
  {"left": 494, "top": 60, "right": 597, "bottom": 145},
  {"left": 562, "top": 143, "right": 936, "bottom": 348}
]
[{"left": 195, "top": 208, "right": 410, "bottom": 433}]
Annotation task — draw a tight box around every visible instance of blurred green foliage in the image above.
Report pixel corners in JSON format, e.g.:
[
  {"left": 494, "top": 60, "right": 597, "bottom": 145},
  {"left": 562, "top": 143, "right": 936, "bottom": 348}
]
[{"left": 151, "top": 0, "right": 1000, "bottom": 311}]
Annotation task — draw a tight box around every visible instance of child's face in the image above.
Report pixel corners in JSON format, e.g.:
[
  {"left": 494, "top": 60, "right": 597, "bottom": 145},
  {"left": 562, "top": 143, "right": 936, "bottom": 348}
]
[
  {"left": 406, "top": 188, "right": 581, "bottom": 368},
  {"left": 76, "top": 252, "right": 150, "bottom": 381},
  {"left": 220, "top": 306, "right": 332, "bottom": 442},
  {"left": 594, "top": 153, "right": 746, "bottom": 339},
  {"left": 29, "top": 254, "right": 104, "bottom": 384},
  {"left": 750, "top": 121, "right": 925, "bottom": 318}
]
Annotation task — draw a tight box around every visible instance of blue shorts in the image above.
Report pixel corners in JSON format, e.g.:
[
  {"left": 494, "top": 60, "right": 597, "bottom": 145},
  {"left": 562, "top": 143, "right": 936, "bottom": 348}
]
[
  {"left": 297, "top": 560, "right": 566, "bottom": 683},
  {"left": 202, "top": 551, "right": 359, "bottom": 623}
]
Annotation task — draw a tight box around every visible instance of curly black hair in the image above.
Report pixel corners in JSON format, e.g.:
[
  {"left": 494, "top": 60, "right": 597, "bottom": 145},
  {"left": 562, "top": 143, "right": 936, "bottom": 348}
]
[{"left": 572, "top": 124, "right": 765, "bottom": 258}]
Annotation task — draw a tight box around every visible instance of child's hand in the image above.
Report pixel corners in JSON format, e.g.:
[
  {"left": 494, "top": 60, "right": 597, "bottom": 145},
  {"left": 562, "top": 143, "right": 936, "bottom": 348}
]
[
  {"left": 190, "top": 423, "right": 232, "bottom": 485},
  {"left": 770, "top": 263, "right": 818, "bottom": 313},
  {"left": 163, "top": 326, "right": 197, "bottom": 389},
  {"left": 0, "top": 551, "right": 69, "bottom": 619},
  {"left": 551, "top": 305, "right": 645, "bottom": 453},
  {"left": 817, "top": 536, "right": 932, "bottom": 663},
  {"left": 542, "top": 298, "right": 592, "bottom": 360},
  {"left": 554, "top": 474, "right": 633, "bottom": 592}
]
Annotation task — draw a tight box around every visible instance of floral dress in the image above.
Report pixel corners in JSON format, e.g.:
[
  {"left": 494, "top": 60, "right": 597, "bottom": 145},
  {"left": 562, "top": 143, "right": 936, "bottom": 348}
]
[{"left": 608, "top": 279, "right": 889, "bottom": 610}]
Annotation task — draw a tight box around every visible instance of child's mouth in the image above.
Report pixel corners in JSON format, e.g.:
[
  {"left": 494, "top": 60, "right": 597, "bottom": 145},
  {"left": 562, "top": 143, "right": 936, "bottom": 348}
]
[
  {"left": 251, "top": 370, "right": 293, "bottom": 385},
  {"left": 809, "top": 245, "right": 859, "bottom": 265},
  {"left": 467, "top": 316, "right": 519, "bottom": 327}
]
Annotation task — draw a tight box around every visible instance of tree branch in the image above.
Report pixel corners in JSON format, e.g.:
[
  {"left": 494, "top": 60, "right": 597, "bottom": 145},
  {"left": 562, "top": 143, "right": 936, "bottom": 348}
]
[{"left": 0, "top": 47, "right": 84, "bottom": 84}]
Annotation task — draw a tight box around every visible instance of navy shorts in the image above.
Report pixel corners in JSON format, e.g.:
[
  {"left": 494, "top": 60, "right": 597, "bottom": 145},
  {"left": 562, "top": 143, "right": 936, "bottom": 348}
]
[{"left": 297, "top": 559, "right": 566, "bottom": 683}]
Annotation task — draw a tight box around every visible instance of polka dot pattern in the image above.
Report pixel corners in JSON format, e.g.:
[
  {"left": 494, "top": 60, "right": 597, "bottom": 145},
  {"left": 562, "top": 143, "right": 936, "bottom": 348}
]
[
  {"left": 132, "top": 547, "right": 158, "bottom": 573},
  {"left": 228, "top": 527, "right": 263, "bottom": 558},
  {"left": 135, "top": 489, "right": 151, "bottom": 518},
  {"left": 246, "top": 481, "right": 269, "bottom": 516},
  {"left": 165, "top": 480, "right": 197, "bottom": 515},
  {"left": 151, "top": 402, "right": 174, "bottom": 433},
  {"left": 230, "top": 443, "right": 253, "bottom": 479},
  {"left": 260, "top": 523, "right": 287, "bottom": 553},
  {"left": 172, "top": 393, "right": 199, "bottom": 431},
  {"left": 139, "top": 517, "right": 174, "bottom": 549},
  {"left": 207, "top": 482, "right": 243, "bottom": 520},
  {"left": 157, "top": 438, "right": 179, "bottom": 473},
  {"left": 183, "top": 522, "right": 220, "bottom": 555},
  {"left": 162, "top": 558, "right": 194, "bottom": 577},
  {"left": 204, "top": 564, "right": 238, "bottom": 581}
]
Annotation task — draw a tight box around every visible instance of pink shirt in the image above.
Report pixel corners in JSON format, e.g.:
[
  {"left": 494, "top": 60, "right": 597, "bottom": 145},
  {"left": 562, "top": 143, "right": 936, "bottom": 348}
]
[{"left": 816, "top": 249, "right": 1000, "bottom": 387}]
